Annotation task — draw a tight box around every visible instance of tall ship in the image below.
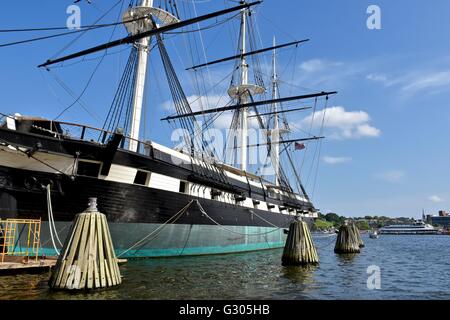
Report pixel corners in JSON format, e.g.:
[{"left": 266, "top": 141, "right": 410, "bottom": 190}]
[{"left": 0, "top": 0, "right": 336, "bottom": 258}]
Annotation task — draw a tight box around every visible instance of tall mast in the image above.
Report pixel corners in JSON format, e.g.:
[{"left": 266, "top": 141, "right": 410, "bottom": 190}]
[
  {"left": 125, "top": 0, "right": 153, "bottom": 152},
  {"left": 239, "top": 5, "right": 249, "bottom": 171},
  {"left": 271, "top": 36, "right": 280, "bottom": 186},
  {"left": 226, "top": 2, "right": 266, "bottom": 171}
]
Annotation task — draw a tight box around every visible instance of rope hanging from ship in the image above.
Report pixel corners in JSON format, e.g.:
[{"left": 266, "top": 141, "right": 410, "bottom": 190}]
[
  {"left": 196, "top": 201, "right": 283, "bottom": 236},
  {"left": 117, "top": 199, "right": 196, "bottom": 257},
  {"left": 46, "top": 184, "right": 63, "bottom": 255}
]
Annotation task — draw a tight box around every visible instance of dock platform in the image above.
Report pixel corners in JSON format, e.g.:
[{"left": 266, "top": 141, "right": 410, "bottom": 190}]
[
  {"left": 0, "top": 257, "right": 127, "bottom": 276},
  {"left": 0, "top": 256, "right": 57, "bottom": 275}
]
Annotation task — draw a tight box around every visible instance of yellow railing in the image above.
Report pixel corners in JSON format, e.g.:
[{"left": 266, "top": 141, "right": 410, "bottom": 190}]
[{"left": 0, "top": 218, "right": 41, "bottom": 263}]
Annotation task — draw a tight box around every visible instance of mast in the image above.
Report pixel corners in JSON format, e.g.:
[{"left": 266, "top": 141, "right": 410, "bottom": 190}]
[
  {"left": 271, "top": 36, "right": 280, "bottom": 186},
  {"left": 227, "top": 2, "right": 266, "bottom": 171},
  {"left": 126, "top": 0, "right": 153, "bottom": 152},
  {"left": 239, "top": 5, "right": 249, "bottom": 171},
  {"left": 37, "top": 0, "right": 265, "bottom": 156}
]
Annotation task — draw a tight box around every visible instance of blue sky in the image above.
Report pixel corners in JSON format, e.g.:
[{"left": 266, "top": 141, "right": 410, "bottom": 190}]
[{"left": 1, "top": 0, "right": 450, "bottom": 218}]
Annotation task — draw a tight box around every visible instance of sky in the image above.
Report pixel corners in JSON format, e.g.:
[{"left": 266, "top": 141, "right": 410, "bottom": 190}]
[{"left": 1, "top": 0, "right": 450, "bottom": 218}]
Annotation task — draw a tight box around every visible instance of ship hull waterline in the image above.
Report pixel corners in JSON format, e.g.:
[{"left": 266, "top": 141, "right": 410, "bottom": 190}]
[{"left": 0, "top": 166, "right": 312, "bottom": 258}]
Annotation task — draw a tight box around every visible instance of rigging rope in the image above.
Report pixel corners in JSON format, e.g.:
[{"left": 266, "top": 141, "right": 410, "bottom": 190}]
[
  {"left": 315, "top": 233, "right": 338, "bottom": 249},
  {"left": 196, "top": 201, "right": 283, "bottom": 236},
  {"left": 156, "top": 26, "right": 229, "bottom": 191},
  {"left": 117, "top": 199, "right": 286, "bottom": 258},
  {"left": 0, "top": 26, "right": 106, "bottom": 48},
  {"left": 165, "top": 12, "right": 240, "bottom": 34},
  {"left": 100, "top": 46, "right": 139, "bottom": 140},
  {"left": 117, "top": 199, "right": 196, "bottom": 257},
  {"left": 52, "top": 1, "right": 126, "bottom": 121},
  {"left": 179, "top": 1, "right": 221, "bottom": 161},
  {"left": 300, "top": 97, "right": 318, "bottom": 175},
  {"left": 311, "top": 96, "right": 329, "bottom": 199},
  {"left": 0, "top": 12, "right": 151, "bottom": 49},
  {"left": 43, "top": 70, "right": 102, "bottom": 123},
  {"left": 52, "top": 58, "right": 105, "bottom": 121},
  {"left": 0, "top": 17, "right": 148, "bottom": 33},
  {"left": 51, "top": 0, "right": 125, "bottom": 59},
  {"left": 305, "top": 96, "right": 328, "bottom": 193}
]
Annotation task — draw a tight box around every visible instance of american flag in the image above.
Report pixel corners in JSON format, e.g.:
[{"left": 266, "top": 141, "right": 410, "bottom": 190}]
[{"left": 294, "top": 142, "right": 305, "bottom": 150}]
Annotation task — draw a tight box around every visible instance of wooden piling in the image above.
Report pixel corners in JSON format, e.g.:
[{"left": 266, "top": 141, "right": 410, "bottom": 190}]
[
  {"left": 334, "top": 222, "right": 360, "bottom": 254},
  {"left": 282, "top": 218, "right": 319, "bottom": 266},
  {"left": 351, "top": 223, "right": 364, "bottom": 248},
  {"left": 49, "top": 198, "right": 122, "bottom": 290}
]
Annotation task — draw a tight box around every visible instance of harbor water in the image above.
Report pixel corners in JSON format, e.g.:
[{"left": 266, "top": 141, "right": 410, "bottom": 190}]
[{"left": 1, "top": 234, "right": 450, "bottom": 300}]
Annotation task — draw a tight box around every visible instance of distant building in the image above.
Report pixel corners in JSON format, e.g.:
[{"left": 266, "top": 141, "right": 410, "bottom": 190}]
[
  {"left": 438, "top": 210, "right": 449, "bottom": 217},
  {"left": 426, "top": 210, "right": 450, "bottom": 229}
]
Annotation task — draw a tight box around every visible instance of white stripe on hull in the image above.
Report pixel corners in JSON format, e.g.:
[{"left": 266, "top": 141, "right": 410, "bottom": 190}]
[{"left": 0, "top": 144, "right": 316, "bottom": 218}]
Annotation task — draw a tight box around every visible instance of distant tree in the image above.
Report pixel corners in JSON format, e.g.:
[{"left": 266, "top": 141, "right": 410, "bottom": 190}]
[
  {"left": 356, "top": 221, "right": 370, "bottom": 230},
  {"left": 313, "top": 219, "right": 334, "bottom": 231},
  {"left": 324, "top": 213, "right": 341, "bottom": 224},
  {"left": 376, "top": 221, "right": 386, "bottom": 228}
]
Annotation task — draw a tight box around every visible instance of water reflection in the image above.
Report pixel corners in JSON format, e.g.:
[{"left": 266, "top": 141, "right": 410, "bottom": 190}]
[
  {"left": 336, "top": 253, "right": 359, "bottom": 264},
  {"left": 2, "top": 236, "right": 450, "bottom": 299},
  {"left": 281, "top": 265, "right": 317, "bottom": 284}
]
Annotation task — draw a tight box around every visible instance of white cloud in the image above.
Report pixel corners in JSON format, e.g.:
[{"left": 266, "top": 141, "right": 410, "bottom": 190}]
[
  {"left": 211, "top": 112, "right": 234, "bottom": 130},
  {"left": 366, "top": 73, "right": 388, "bottom": 83},
  {"left": 355, "top": 123, "right": 381, "bottom": 137},
  {"left": 298, "top": 106, "right": 381, "bottom": 140},
  {"left": 323, "top": 156, "right": 352, "bottom": 165},
  {"left": 401, "top": 71, "right": 450, "bottom": 94},
  {"left": 300, "top": 59, "right": 343, "bottom": 73},
  {"left": 428, "top": 195, "right": 444, "bottom": 203},
  {"left": 294, "top": 59, "right": 353, "bottom": 88},
  {"left": 366, "top": 69, "right": 450, "bottom": 96},
  {"left": 365, "top": 73, "right": 403, "bottom": 87},
  {"left": 376, "top": 170, "right": 406, "bottom": 183}
]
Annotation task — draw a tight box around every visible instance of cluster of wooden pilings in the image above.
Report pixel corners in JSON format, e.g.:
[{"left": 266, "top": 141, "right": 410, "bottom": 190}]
[
  {"left": 334, "top": 221, "right": 364, "bottom": 254},
  {"left": 282, "top": 218, "right": 319, "bottom": 266},
  {"left": 351, "top": 222, "right": 364, "bottom": 248},
  {"left": 49, "top": 198, "right": 122, "bottom": 290}
]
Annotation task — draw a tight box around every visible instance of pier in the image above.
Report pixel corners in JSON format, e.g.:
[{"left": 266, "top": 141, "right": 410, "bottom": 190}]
[
  {"left": 0, "top": 215, "right": 126, "bottom": 277},
  {"left": 0, "top": 256, "right": 57, "bottom": 275}
]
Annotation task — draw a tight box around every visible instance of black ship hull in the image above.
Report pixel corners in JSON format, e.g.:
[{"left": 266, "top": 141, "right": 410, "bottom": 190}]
[
  {"left": 0, "top": 125, "right": 315, "bottom": 258},
  {"left": 0, "top": 165, "right": 310, "bottom": 257}
]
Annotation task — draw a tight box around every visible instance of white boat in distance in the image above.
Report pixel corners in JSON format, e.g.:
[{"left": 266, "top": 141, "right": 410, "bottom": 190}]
[
  {"left": 369, "top": 230, "right": 378, "bottom": 239},
  {"left": 378, "top": 221, "right": 438, "bottom": 235}
]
